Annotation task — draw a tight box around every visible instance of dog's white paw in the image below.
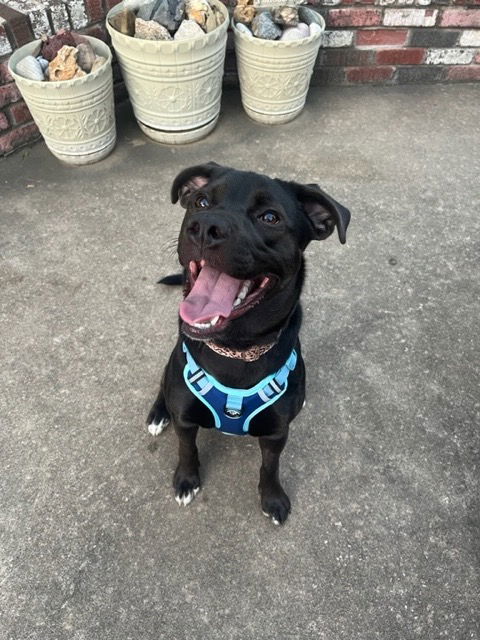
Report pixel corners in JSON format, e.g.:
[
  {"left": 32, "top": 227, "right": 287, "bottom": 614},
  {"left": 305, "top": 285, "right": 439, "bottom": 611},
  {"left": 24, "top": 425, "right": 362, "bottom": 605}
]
[
  {"left": 147, "top": 417, "right": 169, "bottom": 436},
  {"left": 263, "top": 510, "right": 281, "bottom": 526},
  {"left": 175, "top": 486, "right": 200, "bottom": 507}
]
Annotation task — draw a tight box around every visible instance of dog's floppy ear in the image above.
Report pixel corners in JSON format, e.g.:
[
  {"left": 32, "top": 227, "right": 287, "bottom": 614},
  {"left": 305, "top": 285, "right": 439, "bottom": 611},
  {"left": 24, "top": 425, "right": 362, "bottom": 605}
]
[
  {"left": 293, "top": 183, "right": 351, "bottom": 245},
  {"left": 171, "top": 161, "right": 222, "bottom": 207}
]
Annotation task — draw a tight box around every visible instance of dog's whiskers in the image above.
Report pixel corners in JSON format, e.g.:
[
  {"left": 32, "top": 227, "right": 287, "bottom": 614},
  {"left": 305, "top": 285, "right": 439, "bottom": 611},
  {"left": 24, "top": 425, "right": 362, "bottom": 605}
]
[{"left": 160, "top": 236, "right": 180, "bottom": 258}]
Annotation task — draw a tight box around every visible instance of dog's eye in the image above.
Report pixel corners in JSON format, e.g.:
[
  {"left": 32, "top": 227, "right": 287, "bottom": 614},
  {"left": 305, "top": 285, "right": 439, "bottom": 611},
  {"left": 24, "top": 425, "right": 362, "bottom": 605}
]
[
  {"left": 259, "top": 210, "right": 280, "bottom": 225},
  {"left": 195, "top": 195, "right": 209, "bottom": 209}
]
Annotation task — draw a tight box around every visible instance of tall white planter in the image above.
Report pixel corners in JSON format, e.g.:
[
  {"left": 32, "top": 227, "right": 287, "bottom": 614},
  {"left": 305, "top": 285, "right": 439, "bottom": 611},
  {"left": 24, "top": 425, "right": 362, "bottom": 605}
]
[
  {"left": 233, "top": 8, "right": 325, "bottom": 124},
  {"left": 106, "top": 0, "right": 229, "bottom": 144},
  {"left": 8, "top": 36, "right": 116, "bottom": 165}
]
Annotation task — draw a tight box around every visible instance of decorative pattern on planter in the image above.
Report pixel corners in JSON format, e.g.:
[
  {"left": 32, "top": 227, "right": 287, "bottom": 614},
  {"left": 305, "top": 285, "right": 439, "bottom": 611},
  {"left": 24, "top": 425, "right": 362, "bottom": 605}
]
[
  {"left": 233, "top": 9, "right": 325, "bottom": 124},
  {"left": 8, "top": 36, "right": 116, "bottom": 164},
  {"left": 107, "top": 0, "right": 228, "bottom": 143},
  {"left": 31, "top": 97, "right": 114, "bottom": 139},
  {"left": 238, "top": 68, "right": 313, "bottom": 100}
]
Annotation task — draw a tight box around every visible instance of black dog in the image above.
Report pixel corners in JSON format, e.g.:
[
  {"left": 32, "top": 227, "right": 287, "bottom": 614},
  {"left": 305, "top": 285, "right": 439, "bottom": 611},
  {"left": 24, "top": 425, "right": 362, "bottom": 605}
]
[{"left": 147, "top": 162, "right": 350, "bottom": 525}]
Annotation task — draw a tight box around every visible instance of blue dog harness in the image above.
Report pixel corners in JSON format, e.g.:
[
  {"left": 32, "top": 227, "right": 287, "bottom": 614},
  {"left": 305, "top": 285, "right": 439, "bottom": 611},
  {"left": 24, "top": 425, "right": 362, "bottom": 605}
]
[{"left": 182, "top": 343, "right": 297, "bottom": 436}]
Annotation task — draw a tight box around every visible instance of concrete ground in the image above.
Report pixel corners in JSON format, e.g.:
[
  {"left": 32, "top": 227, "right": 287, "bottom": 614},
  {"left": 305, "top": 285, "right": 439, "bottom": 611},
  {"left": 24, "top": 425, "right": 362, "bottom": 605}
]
[{"left": 1, "top": 84, "right": 479, "bottom": 640}]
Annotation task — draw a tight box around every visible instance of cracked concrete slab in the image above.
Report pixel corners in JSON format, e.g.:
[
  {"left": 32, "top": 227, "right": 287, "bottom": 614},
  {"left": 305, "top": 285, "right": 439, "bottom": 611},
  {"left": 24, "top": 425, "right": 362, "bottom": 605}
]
[{"left": 0, "top": 84, "right": 479, "bottom": 640}]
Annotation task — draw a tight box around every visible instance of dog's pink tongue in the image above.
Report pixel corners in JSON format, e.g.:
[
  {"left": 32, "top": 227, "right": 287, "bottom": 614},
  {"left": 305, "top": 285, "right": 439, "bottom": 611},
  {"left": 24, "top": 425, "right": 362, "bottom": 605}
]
[{"left": 180, "top": 265, "right": 242, "bottom": 324}]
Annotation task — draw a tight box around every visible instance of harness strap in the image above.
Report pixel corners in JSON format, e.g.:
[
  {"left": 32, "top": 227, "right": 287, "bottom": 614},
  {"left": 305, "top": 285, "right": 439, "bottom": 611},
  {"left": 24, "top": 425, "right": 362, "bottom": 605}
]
[
  {"left": 225, "top": 393, "right": 243, "bottom": 415},
  {"left": 182, "top": 343, "right": 297, "bottom": 435}
]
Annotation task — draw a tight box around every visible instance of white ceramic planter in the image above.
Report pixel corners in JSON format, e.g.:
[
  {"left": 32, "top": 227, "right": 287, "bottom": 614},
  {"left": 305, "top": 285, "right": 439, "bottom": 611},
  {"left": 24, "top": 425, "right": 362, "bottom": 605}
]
[
  {"left": 233, "top": 8, "right": 325, "bottom": 124},
  {"left": 8, "top": 36, "right": 116, "bottom": 165},
  {"left": 106, "top": 0, "right": 228, "bottom": 144}
]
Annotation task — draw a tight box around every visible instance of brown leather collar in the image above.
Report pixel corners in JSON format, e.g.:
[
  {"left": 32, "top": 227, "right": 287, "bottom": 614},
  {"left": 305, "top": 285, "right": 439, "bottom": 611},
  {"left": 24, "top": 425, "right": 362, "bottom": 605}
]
[{"left": 205, "top": 341, "right": 275, "bottom": 362}]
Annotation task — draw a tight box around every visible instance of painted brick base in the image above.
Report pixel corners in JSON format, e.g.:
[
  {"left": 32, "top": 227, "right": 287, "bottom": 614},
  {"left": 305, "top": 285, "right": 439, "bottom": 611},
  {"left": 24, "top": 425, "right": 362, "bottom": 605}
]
[{"left": 0, "top": 0, "right": 479, "bottom": 156}]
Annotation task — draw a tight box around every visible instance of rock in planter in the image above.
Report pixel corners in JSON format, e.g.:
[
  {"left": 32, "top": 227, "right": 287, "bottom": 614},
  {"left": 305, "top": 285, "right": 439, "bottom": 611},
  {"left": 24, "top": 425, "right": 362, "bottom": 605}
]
[
  {"left": 16, "top": 55, "right": 45, "bottom": 81},
  {"left": 136, "top": 0, "right": 156, "bottom": 19},
  {"left": 8, "top": 36, "right": 116, "bottom": 165},
  {"left": 41, "top": 30, "right": 77, "bottom": 61},
  {"left": 185, "top": 0, "right": 211, "bottom": 30},
  {"left": 233, "top": 8, "right": 325, "bottom": 124},
  {"left": 108, "top": 8, "right": 136, "bottom": 35},
  {"left": 135, "top": 18, "right": 173, "bottom": 39},
  {"left": 280, "top": 23, "right": 309, "bottom": 41},
  {"left": 273, "top": 6, "right": 298, "bottom": 27},
  {"left": 174, "top": 19, "right": 204, "bottom": 40},
  {"left": 309, "top": 23, "right": 322, "bottom": 36},
  {"left": 212, "top": 4, "right": 225, "bottom": 28},
  {"left": 36, "top": 56, "right": 49, "bottom": 72},
  {"left": 149, "top": 0, "right": 185, "bottom": 32},
  {"left": 205, "top": 6, "right": 218, "bottom": 33},
  {"left": 76, "top": 42, "right": 96, "bottom": 73},
  {"left": 233, "top": 0, "right": 255, "bottom": 26},
  {"left": 106, "top": 0, "right": 229, "bottom": 144},
  {"left": 235, "top": 23, "right": 253, "bottom": 37},
  {"left": 91, "top": 56, "right": 107, "bottom": 73},
  {"left": 49, "top": 45, "right": 85, "bottom": 81},
  {"left": 251, "top": 12, "right": 282, "bottom": 40}
]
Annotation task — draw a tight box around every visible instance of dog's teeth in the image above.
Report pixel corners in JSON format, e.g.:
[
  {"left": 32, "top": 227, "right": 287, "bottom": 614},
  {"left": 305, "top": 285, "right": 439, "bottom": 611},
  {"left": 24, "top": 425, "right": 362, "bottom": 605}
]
[
  {"left": 233, "top": 297, "right": 242, "bottom": 308},
  {"left": 193, "top": 317, "right": 220, "bottom": 329},
  {"left": 200, "top": 259, "right": 205, "bottom": 268},
  {"left": 238, "top": 281, "right": 250, "bottom": 301},
  {"left": 260, "top": 277, "right": 269, "bottom": 288}
]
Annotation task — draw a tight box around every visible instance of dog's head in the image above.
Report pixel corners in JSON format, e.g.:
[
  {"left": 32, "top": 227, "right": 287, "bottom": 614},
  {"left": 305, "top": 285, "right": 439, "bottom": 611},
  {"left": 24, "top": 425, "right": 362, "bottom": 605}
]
[{"left": 171, "top": 162, "right": 350, "bottom": 342}]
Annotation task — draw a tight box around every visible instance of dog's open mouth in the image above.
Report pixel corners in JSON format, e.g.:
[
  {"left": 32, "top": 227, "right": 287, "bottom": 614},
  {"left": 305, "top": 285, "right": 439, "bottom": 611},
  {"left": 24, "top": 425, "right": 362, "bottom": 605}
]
[{"left": 180, "top": 260, "right": 276, "bottom": 337}]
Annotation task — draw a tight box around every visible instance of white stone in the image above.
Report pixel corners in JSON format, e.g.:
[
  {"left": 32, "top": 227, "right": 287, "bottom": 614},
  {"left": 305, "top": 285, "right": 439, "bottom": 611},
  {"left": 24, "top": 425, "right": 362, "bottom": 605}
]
[
  {"left": 36, "top": 56, "right": 49, "bottom": 71},
  {"left": 235, "top": 23, "right": 253, "bottom": 37},
  {"left": 383, "top": 9, "right": 438, "bottom": 27},
  {"left": 16, "top": 55, "right": 45, "bottom": 81},
  {"left": 280, "top": 22, "right": 309, "bottom": 41},
  {"left": 459, "top": 30, "right": 480, "bottom": 47},
  {"left": 321, "top": 30, "right": 354, "bottom": 48},
  {"left": 174, "top": 19, "right": 205, "bottom": 40},
  {"left": 425, "top": 48, "right": 475, "bottom": 65}
]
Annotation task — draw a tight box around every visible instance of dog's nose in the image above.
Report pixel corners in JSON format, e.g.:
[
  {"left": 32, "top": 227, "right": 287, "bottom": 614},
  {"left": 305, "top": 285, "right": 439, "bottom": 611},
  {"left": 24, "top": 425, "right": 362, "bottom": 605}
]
[{"left": 187, "top": 215, "right": 228, "bottom": 249}]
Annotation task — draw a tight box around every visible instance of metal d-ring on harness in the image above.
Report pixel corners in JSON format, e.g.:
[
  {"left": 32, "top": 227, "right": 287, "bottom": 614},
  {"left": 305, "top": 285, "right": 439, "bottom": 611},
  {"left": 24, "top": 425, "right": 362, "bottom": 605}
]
[{"left": 182, "top": 343, "right": 297, "bottom": 436}]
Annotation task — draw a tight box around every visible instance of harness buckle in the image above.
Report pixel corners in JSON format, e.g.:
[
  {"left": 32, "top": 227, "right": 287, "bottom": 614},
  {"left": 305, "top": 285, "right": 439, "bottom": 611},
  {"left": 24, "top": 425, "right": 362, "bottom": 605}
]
[{"left": 224, "top": 407, "right": 242, "bottom": 419}]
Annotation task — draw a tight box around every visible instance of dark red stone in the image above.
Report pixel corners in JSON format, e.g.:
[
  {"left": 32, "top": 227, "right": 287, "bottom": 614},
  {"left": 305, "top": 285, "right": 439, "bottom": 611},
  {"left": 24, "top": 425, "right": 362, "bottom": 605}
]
[{"left": 40, "top": 29, "right": 77, "bottom": 62}]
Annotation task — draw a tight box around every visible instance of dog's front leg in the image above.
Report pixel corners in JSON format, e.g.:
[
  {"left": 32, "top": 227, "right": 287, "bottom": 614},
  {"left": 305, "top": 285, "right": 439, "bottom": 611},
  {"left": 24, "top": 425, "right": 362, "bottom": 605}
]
[
  {"left": 258, "top": 434, "right": 291, "bottom": 525},
  {"left": 173, "top": 423, "right": 201, "bottom": 506},
  {"left": 146, "top": 385, "right": 170, "bottom": 436}
]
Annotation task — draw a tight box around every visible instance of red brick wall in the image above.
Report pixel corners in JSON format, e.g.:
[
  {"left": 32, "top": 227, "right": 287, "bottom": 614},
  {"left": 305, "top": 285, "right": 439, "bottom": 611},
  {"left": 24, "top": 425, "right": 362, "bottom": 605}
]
[
  {"left": 0, "top": 0, "right": 479, "bottom": 156},
  {"left": 310, "top": 4, "right": 480, "bottom": 86}
]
